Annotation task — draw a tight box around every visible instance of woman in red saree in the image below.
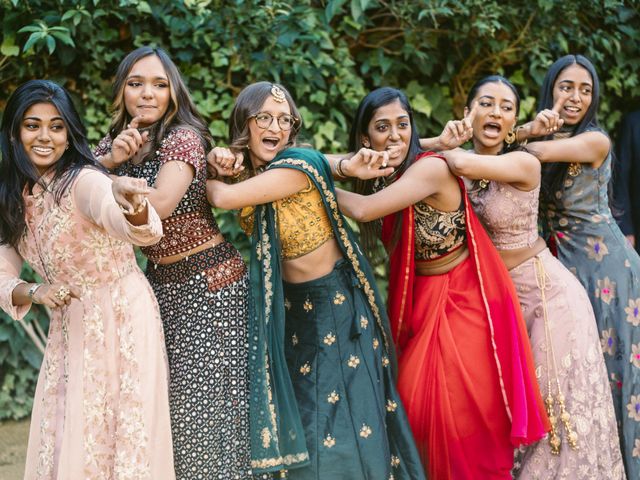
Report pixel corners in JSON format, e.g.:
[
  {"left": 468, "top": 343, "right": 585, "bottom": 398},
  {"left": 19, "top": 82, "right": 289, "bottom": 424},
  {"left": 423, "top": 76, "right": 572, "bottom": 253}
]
[{"left": 335, "top": 87, "right": 549, "bottom": 479}]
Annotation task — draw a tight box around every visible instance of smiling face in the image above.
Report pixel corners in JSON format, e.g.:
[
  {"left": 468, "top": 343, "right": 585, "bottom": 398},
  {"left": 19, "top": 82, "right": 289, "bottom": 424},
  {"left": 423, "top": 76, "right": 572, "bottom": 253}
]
[
  {"left": 552, "top": 64, "right": 593, "bottom": 126},
  {"left": 246, "top": 96, "right": 293, "bottom": 169},
  {"left": 470, "top": 81, "right": 518, "bottom": 155},
  {"left": 363, "top": 99, "right": 411, "bottom": 168},
  {"left": 20, "top": 102, "right": 68, "bottom": 176},
  {"left": 123, "top": 55, "right": 171, "bottom": 128}
]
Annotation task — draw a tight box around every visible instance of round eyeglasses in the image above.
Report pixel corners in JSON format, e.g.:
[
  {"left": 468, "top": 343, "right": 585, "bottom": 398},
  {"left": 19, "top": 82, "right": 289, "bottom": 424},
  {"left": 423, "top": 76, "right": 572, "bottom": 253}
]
[{"left": 250, "top": 112, "right": 298, "bottom": 131}]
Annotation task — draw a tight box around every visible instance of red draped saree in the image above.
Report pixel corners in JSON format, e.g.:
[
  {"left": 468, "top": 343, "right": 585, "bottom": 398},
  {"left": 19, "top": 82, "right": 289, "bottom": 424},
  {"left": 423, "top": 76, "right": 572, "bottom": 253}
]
[{"left": 382, "top": 153, "right": 549, "bottom": 479}]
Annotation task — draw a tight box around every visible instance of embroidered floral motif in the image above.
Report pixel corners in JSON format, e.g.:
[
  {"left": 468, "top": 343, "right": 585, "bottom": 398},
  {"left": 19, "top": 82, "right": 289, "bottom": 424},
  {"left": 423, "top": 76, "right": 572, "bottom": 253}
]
[
  {"left": 372, "top": 338, "right": 379, "bottom": 350},
  {"left": 284, "top": 298, "right": 292, "bottom": 310},
  {"left": 601, "top": 329, "right": 616, "bottom": 356},
  {"left": 585, "top": 237, "right": 609, "bottom": 261},
  {"left": 386, "top": 399, "right": 398, "bottom": 412},
  {"left": 303, "top": 299, "right": 313, "bottom": 312},
  {"left": 360, "top": 316, "right": 369, "bottom": 329},
  {"left": 299, "top": 362, "right": 311, "bottom": 375},
  {"left": 327, "top": 391, "right": 340, "bottom": 404},
  {"left": 633, "top": 438, "right": 640, "bottom": 458},
  {"left": 261, "top": 428, "right": 272, "bottom": 449},
  {"left": 626, "top": 298, "right": 640, "bottom": 326},
  {"left": 292, "top": 333, "right": 299, "bottom": 346},
  {"left": 359, "top": 424, "right": 372, "bottom": 438},
  {"left": 382, "top": 356, "right": 390, "bottom": 367},
  {"left": 323, "top": 434, "right": 336, "bottom": 448},
  {"left": 631, "top": 344, "right": 640, "bottom": 369},
  {"left": 391, "top": 455, "right": 400, "bottom": 467},
  {"left": 595, "top": 277, "right": 616, "bottom": 304},
  {"left": 333, "top": 291, "right": 346, "bottom": 305},
  {"left": 323, "top": 332, "right": 336, "bottom": 346},
  {"left": 627, "top": 395, "right": 640, "bottom": 421},
  {"left": 347, "top": 355, "right": 360, "bottom": 368}
]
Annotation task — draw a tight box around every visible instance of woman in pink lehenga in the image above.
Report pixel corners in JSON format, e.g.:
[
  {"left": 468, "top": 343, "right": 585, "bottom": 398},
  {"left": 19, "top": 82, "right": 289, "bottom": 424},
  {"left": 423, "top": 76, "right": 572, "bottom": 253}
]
[{"left": 0, "top": 80, "right": 174, "bottom": 479}]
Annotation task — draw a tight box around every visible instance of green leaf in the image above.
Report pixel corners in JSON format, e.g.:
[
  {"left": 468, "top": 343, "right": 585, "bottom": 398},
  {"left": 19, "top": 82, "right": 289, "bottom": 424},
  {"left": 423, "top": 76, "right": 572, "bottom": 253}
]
[
  {"left": 51, "top": 31, "right": 75, "bottom": 47},
  {"left": 46, "top": 35, "right": 56, "bottom": 54},
  {"left": 22, "top": 32, "right": 41, "bottom": 52},
  {"left": 0, "top": 36, "right": 20, "bottom": 56}
]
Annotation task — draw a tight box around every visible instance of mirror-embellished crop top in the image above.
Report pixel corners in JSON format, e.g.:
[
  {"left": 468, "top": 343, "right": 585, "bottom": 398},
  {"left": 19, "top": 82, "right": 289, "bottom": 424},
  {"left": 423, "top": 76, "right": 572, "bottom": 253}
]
[
  {"left": 414, "top": 198, "right": 467, "bottom": 261},
  {"left": 467, "top": 181, "right": 539, "bottom": 250},
  {"left": 239, "top": 176, "right": 334, "bottom": 260}
]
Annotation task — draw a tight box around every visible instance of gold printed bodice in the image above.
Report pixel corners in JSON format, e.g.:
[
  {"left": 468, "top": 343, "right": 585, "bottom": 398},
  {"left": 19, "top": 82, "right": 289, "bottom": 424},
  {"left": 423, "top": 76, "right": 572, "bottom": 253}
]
[
  {"left": 414, "top": 200, "right": 466, "bottom": 261},
  {"left": 239, "top": 177, "right": 334, "bottom": 260}
]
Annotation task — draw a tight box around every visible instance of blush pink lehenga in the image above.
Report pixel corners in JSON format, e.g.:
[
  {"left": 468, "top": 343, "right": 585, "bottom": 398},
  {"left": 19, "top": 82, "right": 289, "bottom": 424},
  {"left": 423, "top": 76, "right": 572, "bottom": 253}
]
[{"left": 0, "top": 169, "right": 175, "bottom": 480}]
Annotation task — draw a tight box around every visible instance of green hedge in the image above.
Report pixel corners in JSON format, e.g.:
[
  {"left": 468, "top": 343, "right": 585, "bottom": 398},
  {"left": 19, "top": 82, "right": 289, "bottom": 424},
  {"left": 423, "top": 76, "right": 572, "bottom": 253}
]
[{"left": 1, "top": 0, "right": 638, "bottom": 419}]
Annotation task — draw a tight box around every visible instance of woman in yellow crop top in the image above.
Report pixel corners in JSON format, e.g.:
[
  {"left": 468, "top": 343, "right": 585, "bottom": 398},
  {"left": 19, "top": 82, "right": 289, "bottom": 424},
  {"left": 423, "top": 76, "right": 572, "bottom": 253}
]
[
  {"left": 335, "top": 87, "right": 549, "bottom": 480},
  {"left": 205, "top": 82, "right": 425, "bottom": 480}
]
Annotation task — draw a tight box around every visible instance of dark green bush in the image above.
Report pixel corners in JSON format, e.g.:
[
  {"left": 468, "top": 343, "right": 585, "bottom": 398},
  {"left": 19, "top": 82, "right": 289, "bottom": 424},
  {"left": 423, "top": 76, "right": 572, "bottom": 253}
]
[{"left": 1, "top": 0, "right": 638, "bottom": 419}]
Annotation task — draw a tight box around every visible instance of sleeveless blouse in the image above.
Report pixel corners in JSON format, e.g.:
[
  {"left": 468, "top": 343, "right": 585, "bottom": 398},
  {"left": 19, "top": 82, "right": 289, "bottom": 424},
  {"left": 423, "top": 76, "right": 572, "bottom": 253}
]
[
  {"left": 413, "top": 199, "right": 466, "bottom": 261},
  {"left": 95, "top": 128, "right": 220, "bottom": 261},
  {"left": 239, "top": 177, "right": 334, "bottom": 260},
  {"left": 468, "top": 181, "right": 539, "bottom": 250}
]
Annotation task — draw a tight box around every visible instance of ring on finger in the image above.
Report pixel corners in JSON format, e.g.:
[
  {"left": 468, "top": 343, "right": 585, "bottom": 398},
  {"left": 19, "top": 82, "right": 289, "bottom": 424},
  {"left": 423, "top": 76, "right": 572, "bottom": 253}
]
[{"left": 54, "top": 286, "right": 71, "bottom": 302}]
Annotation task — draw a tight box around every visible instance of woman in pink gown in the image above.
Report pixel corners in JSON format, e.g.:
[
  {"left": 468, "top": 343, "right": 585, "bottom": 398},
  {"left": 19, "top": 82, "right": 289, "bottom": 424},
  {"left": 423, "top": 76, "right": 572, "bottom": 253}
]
[{"left": 0, "top": 80, "right": 174, "bottom": 479}]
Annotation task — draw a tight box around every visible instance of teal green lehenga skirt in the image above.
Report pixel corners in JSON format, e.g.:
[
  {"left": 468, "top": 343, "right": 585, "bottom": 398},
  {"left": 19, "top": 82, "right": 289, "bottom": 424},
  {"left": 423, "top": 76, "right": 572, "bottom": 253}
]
[{"left": 283, "top": 260, "right": 425, "bottom": 480}]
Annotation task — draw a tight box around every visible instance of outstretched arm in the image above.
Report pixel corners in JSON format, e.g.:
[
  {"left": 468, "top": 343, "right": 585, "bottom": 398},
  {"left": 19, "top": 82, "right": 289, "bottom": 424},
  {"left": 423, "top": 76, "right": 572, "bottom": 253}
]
[
  {"left": 207, "top": 167, "right": 309, "bottom": 210},
  {"left": 443, "top": 149, "right": 540, "bottom": 190},
  {"left": 336, "top": 156, "right": 451, "bottom": 222},
  {"left": 525, "top": 131, "right": 610, "bottom": 167}
]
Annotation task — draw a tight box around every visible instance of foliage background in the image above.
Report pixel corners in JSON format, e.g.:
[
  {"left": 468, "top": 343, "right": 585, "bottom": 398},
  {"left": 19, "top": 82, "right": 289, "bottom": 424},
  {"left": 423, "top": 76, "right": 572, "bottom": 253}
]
[{"left": 1, "top": 0, "right": 639, "bottom": 420}]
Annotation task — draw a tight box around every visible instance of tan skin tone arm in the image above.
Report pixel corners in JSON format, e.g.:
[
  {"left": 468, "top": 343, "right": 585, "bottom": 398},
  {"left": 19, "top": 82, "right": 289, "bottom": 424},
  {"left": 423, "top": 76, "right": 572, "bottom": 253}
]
[
  {"left": 525, "top": 131, "right": 610, "bottom": 168},
  {"left": 336, "top": 156, "right": 460, "bottom": 223},
  {"left": 443, "top": 150, "right": 540, "bottom": 191},
  {"left": 207, "top": 167, "right": 342, "bottom": 283},
  {"left": 442, "top": 148, "right": 547, "bottom": 269},
  {"left": 12, "top": 282, "right": 80, "bottom": 309}
]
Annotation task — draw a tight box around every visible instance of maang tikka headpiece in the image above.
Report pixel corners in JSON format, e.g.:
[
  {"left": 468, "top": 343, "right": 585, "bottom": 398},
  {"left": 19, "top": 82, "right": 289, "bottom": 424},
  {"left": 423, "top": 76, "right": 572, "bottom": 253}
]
[{"left": 270, "top": 85, "right": 286, "bottom": 103}]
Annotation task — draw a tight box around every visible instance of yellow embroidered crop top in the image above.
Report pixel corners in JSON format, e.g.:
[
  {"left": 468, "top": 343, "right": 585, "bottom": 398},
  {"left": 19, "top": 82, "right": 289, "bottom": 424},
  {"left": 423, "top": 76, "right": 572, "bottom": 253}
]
[{"left": 239, "top": 177, "right": 334, "bottom": 260}]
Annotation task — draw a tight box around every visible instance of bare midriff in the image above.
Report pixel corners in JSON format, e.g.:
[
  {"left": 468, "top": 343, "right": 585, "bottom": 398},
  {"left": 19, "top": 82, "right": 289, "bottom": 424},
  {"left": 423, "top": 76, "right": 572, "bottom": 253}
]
[
  {"left": 415, "top": 245, "right": 469, "bottom": 276},
  {"left": 502, "top": 236, "right": 547, "bottom": 271},
  {"left": 148, "top": 233, "right": 225, "bottom": 265},
  {"left": 282, "top": 239, "right": 344, "bottom": 284}
]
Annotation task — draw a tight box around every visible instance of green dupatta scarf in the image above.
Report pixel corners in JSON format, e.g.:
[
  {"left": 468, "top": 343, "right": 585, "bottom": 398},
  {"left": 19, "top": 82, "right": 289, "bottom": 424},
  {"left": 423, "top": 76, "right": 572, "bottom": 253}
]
[{"left": 248, "top": 147, "right": 396, "bottom": 473}]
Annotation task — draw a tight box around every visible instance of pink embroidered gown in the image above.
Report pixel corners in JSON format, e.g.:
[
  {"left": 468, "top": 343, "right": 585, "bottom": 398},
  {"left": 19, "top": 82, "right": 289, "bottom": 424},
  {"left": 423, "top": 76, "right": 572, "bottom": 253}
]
[{"left": 0, "top": 169, "right": 175, "bottom": 480}]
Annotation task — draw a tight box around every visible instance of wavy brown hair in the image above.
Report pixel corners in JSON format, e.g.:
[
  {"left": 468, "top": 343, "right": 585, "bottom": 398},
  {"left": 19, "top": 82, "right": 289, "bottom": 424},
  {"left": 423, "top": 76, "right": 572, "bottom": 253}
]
[
  {"left": 108, "top": 46, "right": 212, "bottom": 157},
  {"left": 228, "top": 81, "right": 301, "bottom": 175}
]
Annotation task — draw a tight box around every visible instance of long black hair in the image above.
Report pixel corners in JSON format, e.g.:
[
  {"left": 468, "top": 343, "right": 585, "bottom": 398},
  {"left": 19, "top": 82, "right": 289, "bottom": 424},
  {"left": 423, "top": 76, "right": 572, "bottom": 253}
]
[
  {"left": 539, "top": 55, "right": 601, "bottom": 194},
  {"left": 108, "top": 46, "right": 212, "bottom": 157},
  {"left": 0, "top": 80, "right": 101, "bottom": 247},
  {"left": 348, "top": 87, "right": 423, "bottom": 258},
  {"left": 465, "top": 75, "right": 521, "bottom": 156}
]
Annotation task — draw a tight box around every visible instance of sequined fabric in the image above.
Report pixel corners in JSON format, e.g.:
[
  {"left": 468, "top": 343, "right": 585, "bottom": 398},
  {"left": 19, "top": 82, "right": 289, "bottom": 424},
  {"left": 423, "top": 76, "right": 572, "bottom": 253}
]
[
  {"left": 413, "top": 199, "right": 466, "bottom": 260},
  {"left": 95, "top": 128, "right": 220, "bottom": 261},
  {"left": 95, "top": 129, "right": 255, "bottom": 479},
  {"left": 468, "top": 181, "right": 539, "bottom": 250},
  {"left": 238, "top": 177, "right": 334, "bottom": 260}
]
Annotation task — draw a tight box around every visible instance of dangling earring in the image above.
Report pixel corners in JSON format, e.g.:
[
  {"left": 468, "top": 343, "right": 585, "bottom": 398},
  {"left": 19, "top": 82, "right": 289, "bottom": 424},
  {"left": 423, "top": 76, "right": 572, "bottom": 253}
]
[
  {"left": 65, "top": 142, "right": 69, "bottom": 150},
  {"left": 505, "top": 127, "right": 516, "bottom": 145}
]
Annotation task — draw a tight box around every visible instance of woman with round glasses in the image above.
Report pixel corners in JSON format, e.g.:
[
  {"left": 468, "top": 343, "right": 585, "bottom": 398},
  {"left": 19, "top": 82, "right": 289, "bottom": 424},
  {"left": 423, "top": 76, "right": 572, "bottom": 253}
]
[
  {"left": 94, "top": 46, "right": 254, "bottom": 479},
  {"left": 206, "top": 81, "right": 425, "bottom": 480}
]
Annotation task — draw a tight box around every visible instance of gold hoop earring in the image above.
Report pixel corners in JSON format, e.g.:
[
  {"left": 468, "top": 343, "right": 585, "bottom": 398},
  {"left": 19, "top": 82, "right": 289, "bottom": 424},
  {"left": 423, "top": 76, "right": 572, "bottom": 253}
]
[{"left": 505, "top": 128, "right": 516, "bottom": 145}]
